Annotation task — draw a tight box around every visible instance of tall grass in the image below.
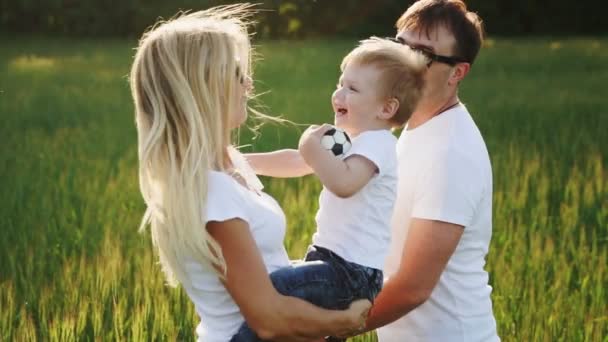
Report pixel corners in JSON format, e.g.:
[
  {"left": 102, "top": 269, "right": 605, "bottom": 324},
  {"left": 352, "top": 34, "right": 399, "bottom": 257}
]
[{"left": 0, "top": 36, "right": 606, "bottom": 341}]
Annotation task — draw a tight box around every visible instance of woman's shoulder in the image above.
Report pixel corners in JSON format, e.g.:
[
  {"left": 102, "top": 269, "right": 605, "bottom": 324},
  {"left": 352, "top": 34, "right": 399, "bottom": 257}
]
[
  {"left": 207, "top": 170, "right": 249, "bottom": 204},
  {"left": 205, "top": 170, "right": 251, "bottom": 223},
  {"left": 208, "top": 169, "right": 234, "bottom": 184}
]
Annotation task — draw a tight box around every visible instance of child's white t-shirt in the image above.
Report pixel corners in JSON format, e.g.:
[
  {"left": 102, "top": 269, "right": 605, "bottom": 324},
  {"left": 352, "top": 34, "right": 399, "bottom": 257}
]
[
  {"left": 312, "top": 129, "right": 398, "bottom": 270},
  {"left": 182, "top": 170, "right": 290, "bottom": 342}
]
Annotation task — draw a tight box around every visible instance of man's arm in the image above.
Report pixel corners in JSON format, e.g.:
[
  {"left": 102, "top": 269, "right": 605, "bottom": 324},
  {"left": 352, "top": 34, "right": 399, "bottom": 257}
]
[
  {"left": 245, "top": 149, "right": 314, "bottom": 178},
  {"left": 365, "top": 218, "right": 464, "bottom": 330}
]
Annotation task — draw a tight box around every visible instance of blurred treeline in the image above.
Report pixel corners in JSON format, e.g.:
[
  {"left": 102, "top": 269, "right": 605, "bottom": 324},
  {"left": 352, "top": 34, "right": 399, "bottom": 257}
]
[{"left": 0, "top": 0, "right": 605, "bottom": 38}]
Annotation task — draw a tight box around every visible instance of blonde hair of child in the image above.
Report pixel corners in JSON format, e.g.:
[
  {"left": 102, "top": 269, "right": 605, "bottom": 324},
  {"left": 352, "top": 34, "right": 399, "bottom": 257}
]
[{"left": 341, "top": 37, "right": 427, "bottom": 127}]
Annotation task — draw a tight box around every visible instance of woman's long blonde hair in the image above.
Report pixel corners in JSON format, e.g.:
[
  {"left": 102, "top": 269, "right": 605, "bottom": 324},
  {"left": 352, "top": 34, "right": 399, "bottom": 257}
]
[{"left": 130, "top": 4, "right": 254, "bottom": 287}]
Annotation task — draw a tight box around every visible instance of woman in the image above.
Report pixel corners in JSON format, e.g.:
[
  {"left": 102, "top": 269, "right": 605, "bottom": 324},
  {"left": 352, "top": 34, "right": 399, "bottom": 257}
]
[{"left": 129, "top": 4, "right": 370, "bottom": 342}]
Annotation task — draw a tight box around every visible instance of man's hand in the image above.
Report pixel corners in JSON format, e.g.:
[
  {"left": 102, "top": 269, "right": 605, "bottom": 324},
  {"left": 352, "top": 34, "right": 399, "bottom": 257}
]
[{"left": 332, "top": 299, "right": 371, "bottom": 338}]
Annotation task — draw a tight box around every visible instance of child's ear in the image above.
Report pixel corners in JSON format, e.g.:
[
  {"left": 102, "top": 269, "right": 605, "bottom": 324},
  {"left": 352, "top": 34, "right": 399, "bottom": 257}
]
[{"left": 379, "top": 98, "right": 399, "bottom": 120}]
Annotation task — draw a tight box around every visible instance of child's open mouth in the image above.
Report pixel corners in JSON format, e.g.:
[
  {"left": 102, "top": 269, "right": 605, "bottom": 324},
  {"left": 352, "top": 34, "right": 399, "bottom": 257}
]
[{"left": 335, "top": 107, "right": 348, "bottom": 117}]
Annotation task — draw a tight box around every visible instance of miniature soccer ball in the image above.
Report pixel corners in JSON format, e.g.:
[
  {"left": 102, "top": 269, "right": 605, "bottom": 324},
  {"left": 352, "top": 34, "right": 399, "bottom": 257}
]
[{"left": 321, "top": 127, "right": 352, "bottom": 157}]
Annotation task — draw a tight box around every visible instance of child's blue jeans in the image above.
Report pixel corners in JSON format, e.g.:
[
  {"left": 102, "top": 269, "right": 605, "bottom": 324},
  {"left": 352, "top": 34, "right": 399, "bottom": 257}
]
[{"left": 229, "top": 245, "right": 383, "bottom": 342}]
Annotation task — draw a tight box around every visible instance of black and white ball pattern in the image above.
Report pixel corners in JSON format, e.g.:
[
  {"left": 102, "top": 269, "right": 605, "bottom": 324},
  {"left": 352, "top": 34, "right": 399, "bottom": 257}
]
[{"left": 321, "top": 127, "right": 352, "bottom": 157}]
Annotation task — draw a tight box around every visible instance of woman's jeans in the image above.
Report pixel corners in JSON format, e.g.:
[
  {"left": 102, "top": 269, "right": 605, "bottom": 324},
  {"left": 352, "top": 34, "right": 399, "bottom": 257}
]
[{"left": 230, "top": 245, "right": 383, "bottom": 342}]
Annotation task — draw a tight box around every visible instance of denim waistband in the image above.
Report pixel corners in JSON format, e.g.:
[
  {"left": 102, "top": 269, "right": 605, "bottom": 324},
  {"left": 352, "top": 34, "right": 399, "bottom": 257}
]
[
  {"left": 309, "top": 245, "right": 382, "bottom": 277},
  {"left": 308, "top": 245, "right": 383, "bottom": 302}
]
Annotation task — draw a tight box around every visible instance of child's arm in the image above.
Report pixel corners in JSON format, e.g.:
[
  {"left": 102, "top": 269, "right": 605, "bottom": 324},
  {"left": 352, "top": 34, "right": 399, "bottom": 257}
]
[
  {"left": 245, "top": 150, "right": 314, "bottom": 178},
  {"left": 298, "top": 125, "right": 376, "bottom": 198}
]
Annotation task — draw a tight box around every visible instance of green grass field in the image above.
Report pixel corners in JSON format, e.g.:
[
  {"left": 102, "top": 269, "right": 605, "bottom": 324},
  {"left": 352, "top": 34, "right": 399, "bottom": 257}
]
[{"left": 1, "top": 36, "right": 606, "bottom": 341}]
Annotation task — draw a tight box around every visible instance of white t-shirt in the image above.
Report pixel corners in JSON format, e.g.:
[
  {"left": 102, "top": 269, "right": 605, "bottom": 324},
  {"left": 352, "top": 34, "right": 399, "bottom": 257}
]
[
  {"left": 182, "top": 170, "right": 290, "bottom": 342},
  {"left": 377, "top": 104, "right": 499, "bottom": 341},
  {"left": 313, "top": 129, "right": 397, "bottom": 270}
]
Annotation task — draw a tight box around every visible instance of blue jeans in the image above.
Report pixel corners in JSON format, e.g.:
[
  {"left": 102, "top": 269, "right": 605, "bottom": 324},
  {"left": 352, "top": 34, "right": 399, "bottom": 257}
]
[{"left": 230, "top": 245, "right": 383, "bottom": 342}]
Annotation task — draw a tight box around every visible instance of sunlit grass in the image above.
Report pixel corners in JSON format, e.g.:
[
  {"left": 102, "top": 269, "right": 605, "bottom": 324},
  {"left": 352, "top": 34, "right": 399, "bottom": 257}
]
[
  {"left": 9, "top": 55, "right": 57, "bottom": 70},
  {"left": 0, "top": 36, "right": 606, "bottom": 341}
]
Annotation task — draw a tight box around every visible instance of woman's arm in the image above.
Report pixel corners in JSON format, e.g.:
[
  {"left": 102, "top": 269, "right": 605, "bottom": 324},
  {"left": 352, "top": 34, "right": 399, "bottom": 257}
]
[
  {"left": 246, "top": 149, "right": 314, "bottom": 178},
  {"left": 207, "top": 219, "right": 370, "bottom": 341}
]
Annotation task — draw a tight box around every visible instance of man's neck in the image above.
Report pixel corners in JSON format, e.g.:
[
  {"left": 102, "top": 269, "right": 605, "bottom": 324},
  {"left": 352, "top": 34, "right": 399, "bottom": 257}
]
[{"left": 407, "top": 94, "right": 460, "bottom": 130}]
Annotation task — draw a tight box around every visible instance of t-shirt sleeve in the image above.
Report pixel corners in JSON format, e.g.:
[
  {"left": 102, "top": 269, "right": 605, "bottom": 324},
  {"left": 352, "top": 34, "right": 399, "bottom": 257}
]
[
  {"left": 344, "top": 131, "right": 396, "bottom": 175},
  {"left": 205, "top": 173, "right": 250, "bottom": 224},
  {"left": 411, "top": 149, "right": 484, "bottom": 227}
]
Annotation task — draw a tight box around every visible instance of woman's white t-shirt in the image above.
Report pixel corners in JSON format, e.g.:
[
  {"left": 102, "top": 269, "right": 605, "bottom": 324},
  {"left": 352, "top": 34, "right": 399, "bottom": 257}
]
[{"left": 181, "top": 170, "right": 290, "bottom": 342}]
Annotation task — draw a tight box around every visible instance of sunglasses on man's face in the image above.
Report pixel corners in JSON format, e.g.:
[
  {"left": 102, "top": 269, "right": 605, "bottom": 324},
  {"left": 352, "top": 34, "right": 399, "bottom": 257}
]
[{"left": 386, "top": 37, "right": 469, "bottom": 67}]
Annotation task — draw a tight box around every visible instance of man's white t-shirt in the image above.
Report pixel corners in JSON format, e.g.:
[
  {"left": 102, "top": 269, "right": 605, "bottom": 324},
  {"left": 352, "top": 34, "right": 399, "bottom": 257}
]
[
  {"left": 182, "top": 170, "right": 290, "bottom": 342},
  {"left": 313, "top": 129, "right": 397, "bottom": 270},
  {"left": 377, "top": 104, "right": 499, "bottom": 341}
]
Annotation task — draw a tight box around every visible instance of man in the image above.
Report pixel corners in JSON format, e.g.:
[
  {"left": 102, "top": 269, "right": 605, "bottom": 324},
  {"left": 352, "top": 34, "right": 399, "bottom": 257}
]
[{"left": 362, "top": 1, "right": 500, "bottom": 341}]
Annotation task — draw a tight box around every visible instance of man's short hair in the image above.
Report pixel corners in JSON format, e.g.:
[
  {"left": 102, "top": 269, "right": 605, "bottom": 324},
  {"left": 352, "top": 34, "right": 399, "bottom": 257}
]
[{"left": 396, "top": 0, "right": 484, "bottom": 64}]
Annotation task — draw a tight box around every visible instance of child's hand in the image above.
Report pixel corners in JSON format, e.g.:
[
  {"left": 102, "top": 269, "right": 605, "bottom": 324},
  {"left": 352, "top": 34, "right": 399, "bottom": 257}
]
[{"left": 298, "top": 124, "right": 333, "bottom": 163}]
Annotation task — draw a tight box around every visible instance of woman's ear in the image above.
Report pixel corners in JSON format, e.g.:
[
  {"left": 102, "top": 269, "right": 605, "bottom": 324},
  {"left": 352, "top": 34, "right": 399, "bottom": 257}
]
[
  {"left": 449, "top": 63, "right": 471, "bottom": 86},
  {"left": 379, "top": 98, "right": 400, "bottom": 120}
]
